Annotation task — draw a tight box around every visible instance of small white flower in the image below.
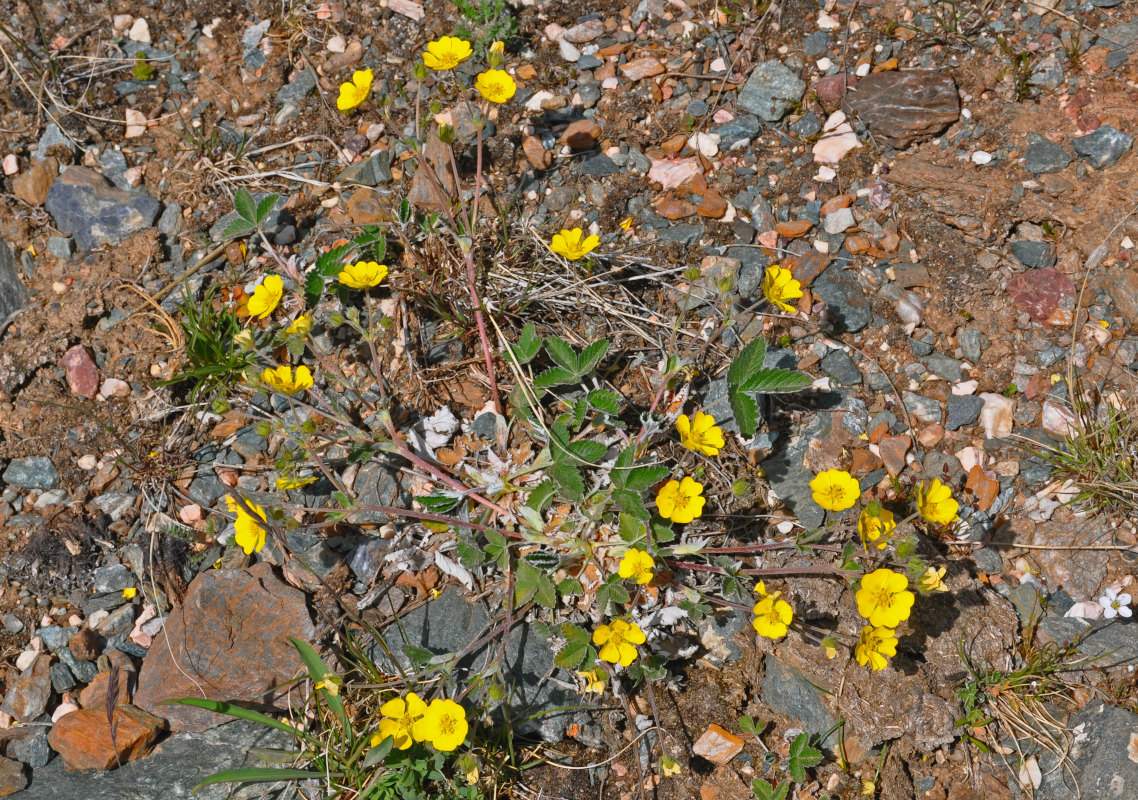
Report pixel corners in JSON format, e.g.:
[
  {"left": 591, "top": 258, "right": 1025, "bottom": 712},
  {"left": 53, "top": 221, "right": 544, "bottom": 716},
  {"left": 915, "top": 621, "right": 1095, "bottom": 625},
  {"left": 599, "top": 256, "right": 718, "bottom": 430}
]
[{"left": 1098, "top": 588, "right": 1132, "bottom": 620}]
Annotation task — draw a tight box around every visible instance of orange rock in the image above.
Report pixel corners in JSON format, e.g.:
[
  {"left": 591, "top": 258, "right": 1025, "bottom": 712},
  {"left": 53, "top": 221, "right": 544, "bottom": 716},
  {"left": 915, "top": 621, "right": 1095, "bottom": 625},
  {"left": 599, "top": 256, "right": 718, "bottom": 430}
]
[
  {"left": 79, "top": 670, "right": 132, "bottom": 710},
  {"left": 561, "top": 119, "right": 601, "bottom": 150},
  {"left": 845, "top": 235, "right": 872, "bottom": 254},
  {"left": 877, "top": 229, "right": 900, "bottom": 252},
  {"left": 47, "top": 705, "right": 166, "bottom": 770},
  {"left": 776, "top": 219, "right": 814, "bottom": 239},
  {"left": 661, "top": 134, "right": 687, "bottom": 154},
  {"left": 697, "top": 189, "right": 728, "bottom": 218},
  {"left": 820, "top": 194, "right": 851, "bottom": 215},
  {"left": 1046, "top": 307, "right": 1074, "bottom": 327},
  {"left": 879, "top": 434, "right": 911, "bottom": 477},
  {"left": 345, "top": 188, "right": 389, "bottom": 225},
  {"left": 851, "top": 447, "right": 882, "bottom": 474},
  {"left": 692, "top": 724, "right": 744, "bottom": 765},
  {"left": 872, "top": 58, "right": 899, "bottom": 72},
  {"left": 515, "top": 64, "right": 537, "bottom": 81},
  {"left": 620, "top": 57, "right": 665, "bottom": 81},
  {"left": 917, "top": 423, "right": 945, "bottom": 447},
  {"left": 966, "top": 465, "right": 1000, "bottom": 511},
  {"left": 655, "top": 197, "right": 697, "bottom": 220},
  {"left": 522, "top": 135, "right": 552, "bottom": 169}
]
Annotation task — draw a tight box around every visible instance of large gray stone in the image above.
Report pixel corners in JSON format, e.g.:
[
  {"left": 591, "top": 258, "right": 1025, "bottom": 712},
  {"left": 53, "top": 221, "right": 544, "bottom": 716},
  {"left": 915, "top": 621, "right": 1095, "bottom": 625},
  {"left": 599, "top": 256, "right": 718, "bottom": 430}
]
[
  {"left": 1037, "top": 702, "right": 1138, "bottom": 800},
  {"left": 1037, "top": 616, "right": 1138, "bottom": 667},
  {"left": 737, "top": 60, "right": 806, "bottom": 123},
  {"left": 0, "top": 240, "right": 28, "bottom": 328},
  {"left": 44, "top": 167, "right": 161, "bottom": 251},
  {"left": 2, "top": 457, "right": 59, "bottom": 490},
  {"left": 842, "top": 71, "right": 959, "bottom": 147},
  {"left": 1071, "top": 124, "right": 1133, "bottom": 169},
  {"left": 762, "top": 654, "right": 839, "bottom": 750},
  {"left": 812, "top": 261, "right": 872, "bottom": 333},
  {"left": 366, "top": 589, "right": 578, "bottom": 743}
]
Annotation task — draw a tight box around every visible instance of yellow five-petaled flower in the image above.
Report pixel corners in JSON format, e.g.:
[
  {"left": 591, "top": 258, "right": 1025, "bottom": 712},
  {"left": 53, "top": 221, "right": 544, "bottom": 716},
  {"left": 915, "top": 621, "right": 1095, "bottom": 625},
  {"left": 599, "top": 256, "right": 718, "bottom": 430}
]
[
  {"left": 676, "top": 411, "right": 725, "bottom": 456},
  {"left": 752, "top": 581, "right": 794, "bottom": 639},
  {"left": 338, "top": 260, "right": 389, "bottom": 290},
  {"left": 857, "top": 506, "right": 896, "bottom": 550},
  {"left": 337, "top": 68, "right": 373, "bottom": 112},
  {"left": 374, "top": 691, "right": 426, "bottom": 750},
  {"left": 915, "top": 479, "right": 959, "bottom": 525},
  {"left": 423, "top": 36, "right": 472, "bottom": 71},
  {"left": 550, "top": 228, "right": 599, "bottom": 260},
  {"left": 413, "top": 698, "right": 469, "bottom": 752},
  {"left": 593, "top": 619, "right": 646, "bottom": 667},
  {"left": 917, "top": 566, "right": 948, "bottom": 593},
  {"left": 809, "top": 469, "right": 861, "bottom": 512},
  {"left": 261, "top": 365, "right": 313, "bottom": 395},
  {"left": 655, "top": 476, "right": 705, "bottom": 524},
  {"left": 617, "top": 548, "right": 655, "bottom": 585},
  {"left": 285, "top": 314, "right": 312, "bottom": 339},
  {"left": 225, "top": 494, "right": 268, "bottom": 554},
  {"left": 854, "top": 624, "right": 898, "bottom": 671},
  {"left": 762, "top": 265, "right": 803, "bottom": 314},
  {"left": 475, "top": 69, "right": 517, "bottom": 104},
  {"left": 856, "top": 568, "right": 915, "bottom": 628},
  {"left": 247, "top": 274, "right": 283, "bottom": 320},
  {"left": 576, "top": 669, "right": 606, "bottom": 694}
]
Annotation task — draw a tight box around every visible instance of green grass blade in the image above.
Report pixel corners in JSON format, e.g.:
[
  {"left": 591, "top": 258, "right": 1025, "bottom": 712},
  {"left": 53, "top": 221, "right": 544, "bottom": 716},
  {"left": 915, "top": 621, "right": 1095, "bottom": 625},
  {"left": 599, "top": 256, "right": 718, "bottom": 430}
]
[
  {"left": 192, "top": 767, "right": 330, "bottom": 794},
  {"left": 165, "top": 698, "right": 322, "bottom": 748}
]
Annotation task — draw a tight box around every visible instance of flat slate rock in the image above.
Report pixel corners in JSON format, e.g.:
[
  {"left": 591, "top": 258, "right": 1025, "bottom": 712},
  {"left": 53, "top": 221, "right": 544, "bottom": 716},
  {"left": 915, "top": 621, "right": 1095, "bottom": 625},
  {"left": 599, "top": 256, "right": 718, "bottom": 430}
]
[
  {"left": 842, "top": 71, "right": 960, "bottom": 148},
  {"left": 1037, "top": 701, "right": 1138, "bottom": 800},
  {"left": 0, "top": 240, "right": 28, "bottom": 327},
  {"left": 44, "top": 166, "right": 161, "bottom": 251},
  {"left": 737, "top": 60, "right": 806, "bottom": 123}
]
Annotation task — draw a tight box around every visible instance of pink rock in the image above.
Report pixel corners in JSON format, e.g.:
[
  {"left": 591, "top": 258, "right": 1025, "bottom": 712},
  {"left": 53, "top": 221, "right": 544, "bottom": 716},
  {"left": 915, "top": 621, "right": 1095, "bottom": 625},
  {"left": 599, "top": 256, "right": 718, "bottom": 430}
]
[
  {"left": 544, "top": 23, "right": 565, "bottom": 42},
  {"left": 1006, "top": 268, "right": 1075, "bottom": 321},
  {"left": 620, "top": 57, "right": 665, "bottom": 81},
  {"left": 1, "top": 155, "right": 16, "bottom": 176},
  {"left": 562, "top": 19, "right": 604, "bottom": 43},
  {"left": 692, "top": 723, "right": 744, "bottom": 765},
  {"left": 61, "top": 345, "right": 98, "bottom": 398},
  {"left": 647, "top": 156, "right": 702, "bottom": 190},
  {"left": 813, "top": 111, "right": 861, "bottom": 164},
  {"left": 815, "top": 74, "right": 855, "bottom": 103},
  {"left": 712, "top": 109, "right": 734, "bottom": 124}
]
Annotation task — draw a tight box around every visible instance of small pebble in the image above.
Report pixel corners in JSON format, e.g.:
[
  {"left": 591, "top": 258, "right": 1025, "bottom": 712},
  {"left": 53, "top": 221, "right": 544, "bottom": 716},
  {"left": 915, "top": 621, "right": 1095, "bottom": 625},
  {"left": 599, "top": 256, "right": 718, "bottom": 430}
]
[{"left": 971, "top": 151, "right": 993, "bottom": 165}]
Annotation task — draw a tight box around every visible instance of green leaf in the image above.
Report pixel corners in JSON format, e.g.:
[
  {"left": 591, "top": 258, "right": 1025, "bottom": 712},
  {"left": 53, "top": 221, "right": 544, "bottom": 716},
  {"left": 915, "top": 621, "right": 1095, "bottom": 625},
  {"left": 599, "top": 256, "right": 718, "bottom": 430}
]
[
  {"left": 728, "top": 336, "right": 767, "bottom": 390},
  {"left": 549, "top": 461, "right": 584, "bottom": 500},
  {"left": 543, "top": 336, "right": 579, "bottom": 373},
  {"left": 515, "top": 559, "right": 556, "bottom": 608},
  {"left": 554, "top": 639, "right": 589, "bottom": 669},
  {"left": 624, "top": 465, "right": 669, "bottom": 491},
  {"left": 618, "top": 512, "right": 646, "bottom": 543},
  {"left": 576, "top": 339, "right": 610, "bottom": 375},
  {"left": 255, "top": 194, "right": 279, "bottom": 224},
  {"left": 744, "top": 368, "right": 814, "bottom": 394},
  {"left": 533, "top": 366, "right": 577, "bottom": 389},
  {"left": 568, "top": 439, "right": 607, "bottom": 463},
  {"left": 787, "top": 733, "right": 823, "bottom": 783},
  {"left": 416, "top": 492, "right": 463, "bottom": 513},
  {"left": 595, "top": 577, "right": 630, "bottom": 616},
  {"left": 526, "top": 480, "right": 556, "bottom": 512},
  {"left": 363, "top": 736, "right": 394, "bottom": 767},
  {"left": 316, "top": 242, "right": 354, "bottom": 278},
  {"left": 513, "top": 323, "right": 541, "bottom": 364},
  {"left": 738, "top": 715, "right": 757, "bottom": 735},
  {"left": 193, "top": 768, "right": 329, "bottom": 794},
  {"left": 222, "top": 218, "right": 255, "bottom": 240},
  {"left": 610, "top": 447, "right": 635, "bottom": 489},
  {"left": 403, "top": 645, "right": 434, "bottom": 667},
  {"left": 166, "top": 698, "right": 321, "bottom": 749},
  {"left": 523, "top": 550, "right": 561, "bottom": 570},
  {"left": 571, "top": 397, "right": 588, "bottom": 429},
  {"left": 587, "top": 389, "right": 621, "bottom": 415},
  {"left": 612, "top": 488, "right": 649, "bottom": 520},
  {"left": 730, "top": 389, "right": 762, "bottom": 439},
  {"left": 751, "top": 778, "right": 790, "bottom": 800},
  {"left": 234, "top": 188, "right": 257, "bottom": 223},
  {"left": 562, "top": 623, "right": 591, "bottom": 644},
  {"left": 651, "top": 519, "right": 675, "bottom": 544},
  {"left": 557, "top": 577, "right": 582, "bottom": 596},
  {"left": 455, "top": 535, "right": 485, "bottom": 569},
  {"left": 289, "top": 637, "right": 349, "bottom": 740},
  {"left": 398, "top": 198, "right": 412, "bottom": 224}
]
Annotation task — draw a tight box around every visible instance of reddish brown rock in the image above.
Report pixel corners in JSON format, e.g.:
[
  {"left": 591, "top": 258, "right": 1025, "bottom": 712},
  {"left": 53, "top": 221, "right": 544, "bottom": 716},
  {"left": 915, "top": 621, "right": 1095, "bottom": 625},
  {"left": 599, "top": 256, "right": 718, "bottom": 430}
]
[
  {"left": 68, "top": 628, "right": 101, "bottom": 661},
  {"left": 1006, "top": 268, "right": 1075, "bottom": 322},
  {"left": 620, "top": 57, "right": 665, "bottom": 81},
  {"left": 842, "top": 71, "right": 960, "bottom": 147},
  {"left": 344, "top": 188, "right": 388, "bottom": 225},
  {"left": 815, "top": 74, "right": 855, "bottom": 104},
  {"left": 1106, "top": 268, "right": 1138, "bottom": 328},
  {"left": 820, "top": 195, "right": 851, "bottom": 215},
  {"left": 776, "top": 219, "right": 813, "bottom": 239},
  {"left": 407, "top": 132, "right": 457, "bottom": 212},
  {"left": 79, "top": 669, "right": 132, "bottom": 710},
  {"left": 60, "top": 344, "right": 98, "bottom": 398},
  {"left": 1, "top": 654, "right": 52, "bottom": 722},
  {"left": 0, "top": 756, "right": 26, "bottom": 796},
  {"left": 522, "top": 135, "right": 552, "bottom": 169},
  {"left": 11, "top": 157, "right": 57, "bottom": 207},
  {"left": 850, "top": 447, "right": 882, "bottom": 474},
  {"left": 784, "top": 250, "right": 830, "bottom": 286},
  {"left": 133, "top": 562, "right": 315, "bottom": 732},
  {"left": 965, "top": 465, "right": 1000, "bottom": 512},
  {"left": 47, "top": 705, "right": 166, "bottom": 770},
  {"left": 879, "top": 434, "right": 911, "bottom": 478},
  {"left": 655, "top": 197, "right": 697, "bottom": 220},
  {"left": 561, "top": 119, "right": 601, "bottom": 150},
  {"left": 692, "top": 723, "right": 744, "bottom": 765},
  {"left": 845, "top": 235, "right": 872, "bottom": 254},
  {"left": 697, "top": 189, "right": 728, "bottom": 218}
]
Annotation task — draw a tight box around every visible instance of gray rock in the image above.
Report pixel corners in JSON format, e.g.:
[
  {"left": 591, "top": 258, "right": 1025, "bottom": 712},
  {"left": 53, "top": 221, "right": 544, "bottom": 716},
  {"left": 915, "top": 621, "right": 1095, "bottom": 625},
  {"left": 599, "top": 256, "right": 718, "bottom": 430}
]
[
  {"left": 1028, "top": 54, "right": 1065, "bottom": 90},
  {"left": 1071, "top": 125, "right": 1133, "bottom": 169},
  {"left": 349, "top": 461, "right": 411, "bottom": 525},
  {"left": 93, "top": 563, "right": 134, "bottom": 594},
  {"left": 35, "top": 123, "right": 71, "bottom": 160},
  {"left": 1023, "top": 135, "right": 1072, "bottom": 175},
  {"left": 44, "top": 167, "right": 161, "bottom": 251},
  {"left": 576, "top": 153, "right": 620, "bottom": 176},
  {"left": 7, "top": 727, "right": 51, "bottom": 768},
  {"left": 1037, "top": 702, "right": 1138, "bottom": 800},
  {"left": 17, "top": 720, "right": 289, "bottom": 800},
  {"left": 1007, "top": 582, "right": 1044, "bottom": 627},
  {"left": 157, "top": 202, "right": 183, "bottom": 236},
  {"left": 712, "top": 114, "right": 762, "bottom": 148},
  {"left": 38, "top": 625, "right": 77, "bottom": 653},
  {"left": 0, "top": 240, "right": 28, "bottom": 328},
  {"left": 761, "top": 654, "right": 838, "bottom": 750},
  {"left": 820, "top": 349, "right": 862, "bottom": 386},
  {"left": 656, "top": 224, "right": 703, "bottom": 245},
  {"left": 763, "top": 412, "right": 831, "bottom": 530},
  {"left": 96, "top": 604, "right": 136, "bottom": 636},
  {"left": 737, "top": 60, "right": 806, "bottom": 123},
  {"left": 971, "top": 546, "right": 1003, "bottom": 575},
  {"left": 1037, "top": 616, "right": 1138, "bottom": 667},
  {"left": 802, "top": 32, "right": 831, "bottom": 59},
  {"left": 2, "top": 457, "right": 59, "bottom": 490},
  {"left": 1, "top": 655, "right": 52, "bottom": 722},
  {"left": 1038, "top": 346, "right": 1066, "bottom": 367},
  {"left": 348, "top": 537, "right": 389, "bottom": 584},
  {"left": 88, "top": 491, "right": 135, "bottom": 522},
  {"left": 902, "top": 391, "right": 943, "bottom": 424},
  {"left": 275, "top": 68, "right": 317, "bottom": 106},
  {"left": 578, "top": 83, "right": 601, "bottom": 108},
  {"left": 46, "top": 236, "right": 75, "bottom": 260},
  {"left": 366, "top": 590, "right": 579, "bottom": 743},
  {"left": 49, "top": 661, "right": 75, "bottom": 692},
  {"left": 812, "top": 262, "right": 871, "bottom": 332},
  {"left": 909, "top": 334, "right": 935, "bottom": 357},
  {"left": 923, "top": 353, "right": 966, "bottom": 382},
  {"left": 696, "top": 608, "right": 750, "bottom": 666},
  {"left": 959, "top": 328, "right": 987, "bottom": 363},
  {"left": 3, "top": 614, "right": 24, "bottom": 634},
  {"left": 98, "top": 148, "right": 132, "bottom": 191},
  {"left": 336, "top": 151, "right": 392, "bottom": 186},
  {"left": 1010, "top": 240, "right": 1056, "bottom": 269},
  {"left": 789, "top": 110, "right": 821, "bottom": 138},
  {"left": 187, "top": 472, "right": 226, "bottom": 507},
  {"left": 945, "top": 395, "right": 984, "bottom": 431},
  {"left": 730, "top": 247, "right": 769, "bottom": 298},
  {"left": 822, "top": 207, "right": 855, "bottom": 235},
  {"left": 57, "top": 648, "right": 97, "bottom": 683}
]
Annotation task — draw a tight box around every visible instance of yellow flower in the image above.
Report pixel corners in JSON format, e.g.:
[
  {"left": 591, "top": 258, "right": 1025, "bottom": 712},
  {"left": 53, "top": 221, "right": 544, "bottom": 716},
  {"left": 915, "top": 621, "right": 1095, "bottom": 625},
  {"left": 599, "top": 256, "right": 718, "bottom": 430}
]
[
  {"left": 337, "top": 68, "right": 373, "bottom": 112},
  {"left": 577, "top": 669, "right": 606, "bottom": 694},
  {"left": 247, "top": 274, "right": 283, "bottom": 319},
  {"left": 917, "top": 566, "right": 948, "bottom": 594},
  {"left": 661, "top": 756, "right": 682, "bottom": 777},
  {"left": 857, "top": 507, "right": 896, "bottom": 550},
  {"left": 856, "top": 568, "right": 914, "bottom": 628},
  {"left": 286, "top": 314, "right": 312, "bottom": 338},
  {"left": 655, "top": 476, "right": 705, "bottom": 524},
  {"left": 412, "top": 698, "right": 468, "bottom": 752},
  {"left": 276, "top": 473, "right": 318, "bottom": 490},
  {"left": 122, "top": 587, "right": 137, "bottom": 600},
  {"left": 752, "top": 582, "right": 793, "bottom": 639},
  {"left": 862, "top": 780, "right": 877, "bottom": 796},
  {"left": 422, "top": 36, "right": 472, "bottom": 71},
  {"left": 338, "top": 260, "right": 389, "bottom": 290},
  {"left": 809, "top": 469, "right": 861, "bottom": 512},
  {"left": 593, "top": 619, "right": 646, "bottom": 667},
  {"left": 915, "top": 479, "right": 959, "bottom": 525},
  {"left": 676, "top": 411, "right": 725, "bottom": 456},
  {"left": 261, "top": 365, "right": 313, "bottom": 395},
  {"left": 488, "top": 40, "right": 505, "bottom": 67},
  {"left": 618, "top": 548, "right": 654, "bottom": 585},
  {"left": 550, "top": 228, "right": 600, "bottom": 260},
  {"left": 225, "top": 494, "right": 269, "bottom": 554},
  {"left": 762, "top": 265, "right": 803, "bottom": 314},
  {"left": 233, "top": 328, "right": 255, "bottom": 349},
  {"left": 475, "top": 69, "right": 517, "bottom": 104},
  {"left": 854, "top": 624, "right": 898, "bottom": 671},
  {"left": 314, "top": 674, "right": 342, "bottom": 697},
  {"left": 375, "top": 692, "right": 427, "bottom": 750}
]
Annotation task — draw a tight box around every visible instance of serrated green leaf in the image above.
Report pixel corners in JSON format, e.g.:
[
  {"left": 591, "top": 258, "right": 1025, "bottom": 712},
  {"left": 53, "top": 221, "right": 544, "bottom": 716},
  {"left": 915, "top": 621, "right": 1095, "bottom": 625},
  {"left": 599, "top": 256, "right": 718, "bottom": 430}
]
[
  {"left": 515, "top": 559, "right": 556, "bottom": 608},
  {"left": 416, "top": 492, "right": 462, "bottom": 513},
  {"left": 727, "top": 336, "right": 767, "bottom": 392},
  {"left": 730, "top": 389, "right": 762, "bottom": 439},
  {"left": 587, "top": 389, "right": 621, "bottom": 414},
  {"left": 512, "top": 323, "right": 541, "bottom": 364},
  {"left": 403, "top": 645, "right": 434, "bottom": 667},
  {"left": 595, "top": 577, "right": 630, "bottom": 615},
  {"left": 549, "top": 461, "right": 584, "bottom": 500},
  {"left": 222, "top": 218, "right": 255, "bottom": 239},
  {"left": 555, "top": 639, "right": 588, "bottom": 669},
  {"left": 234, "top": 188, "right": 257, "bottom": 223},
  {"left": 610, "top": 447, "right": 635, "bottom": 489},
  {"left": 533, "top": 366, "right": 577, "bottom": 389},
  {"left": 544, "top": 336, "right": 579, "bottom": 373},
  {"left": 455, "top": 535, "right": 484, "bottom": 569},
  {"left": 612, "top": 488, "right": 649, "bottom": 520},
  {"left": 751, "top": 778, "right": 789, "bottom": 800},
  {"left": 568, "top": 439, "right": 607, "bottom": 463},
  {"left": 556, "top": 577, "right": 582, "bottom": 596},
  {"left": 572, "top": 396, "right": 588, "bottom": 429},
  {"left": 526, "top": 480, "right": 556, "bottom": 512},
  {"left": 787, "top": 733, "right": 823, "bottom": 782},
  {"left": 255, "top": 194, "right": 279, "bottom": 224},
  {"left": 618, "top": 512, "right": 646, "bottom": 543},
  {"left": 576, "top": 339, "right": 610, "bottom": 375},
  {"left": 744, "top": 368, "right": 814, "bottom": 394},
  {"left": 562, "top": 623, "right": 591, "bottom": 643},
  {"left": 523, "top": 550, "right": 561, "bottom": 570},
  {"left": 624, "top": 465, "right": 669, "bottom": 491}
]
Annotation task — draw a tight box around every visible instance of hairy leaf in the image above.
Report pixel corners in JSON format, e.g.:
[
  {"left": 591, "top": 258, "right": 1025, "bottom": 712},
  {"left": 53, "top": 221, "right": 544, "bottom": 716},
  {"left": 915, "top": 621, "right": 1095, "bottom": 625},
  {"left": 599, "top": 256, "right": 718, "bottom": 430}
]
[
  {"left": 744, "top": 368, "right": 814, "bottom": 394},
  {"left": 576, "top": 339, "right": 610, "bottom": 375},
  {"left": 543, "top": 336, "right": 579, "bottom": 373},
  {"left": 533, "top": 366, "right": 577, "bottom": 390}
]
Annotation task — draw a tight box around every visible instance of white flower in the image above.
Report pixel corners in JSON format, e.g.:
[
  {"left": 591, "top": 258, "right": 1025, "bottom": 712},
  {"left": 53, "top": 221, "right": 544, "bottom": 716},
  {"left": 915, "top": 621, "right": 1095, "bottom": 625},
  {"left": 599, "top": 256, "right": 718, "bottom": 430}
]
[{"left": 1098, "top": 588, "right": 1133, "bottom": 620}]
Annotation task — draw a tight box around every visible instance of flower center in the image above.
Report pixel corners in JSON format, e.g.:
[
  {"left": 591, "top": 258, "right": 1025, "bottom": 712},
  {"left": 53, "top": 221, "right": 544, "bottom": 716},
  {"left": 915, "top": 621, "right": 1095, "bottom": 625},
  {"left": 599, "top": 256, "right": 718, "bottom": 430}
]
[
  {"left": 439, "top": 714, "right": 456, "bottom": 736},
  {"left": 673, "top": 492, "right": 691, "bottom": 512},
  {"left": 874, "top": 588, "right": 894, "bottom": 609},
  {"left": 610, "top": 629, "right": 627, "bottom": 647}
]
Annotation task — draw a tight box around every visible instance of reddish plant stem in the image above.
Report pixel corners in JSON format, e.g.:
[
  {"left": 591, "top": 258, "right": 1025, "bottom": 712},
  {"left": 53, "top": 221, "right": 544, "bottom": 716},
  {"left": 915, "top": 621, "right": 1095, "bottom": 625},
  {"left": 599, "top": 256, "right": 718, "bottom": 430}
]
[
  {"left": 665, "top": 559, "right": 844, "bottom": 577},
  {"left": 283, "top": 502, "right": 522, "bottom": 539}
]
